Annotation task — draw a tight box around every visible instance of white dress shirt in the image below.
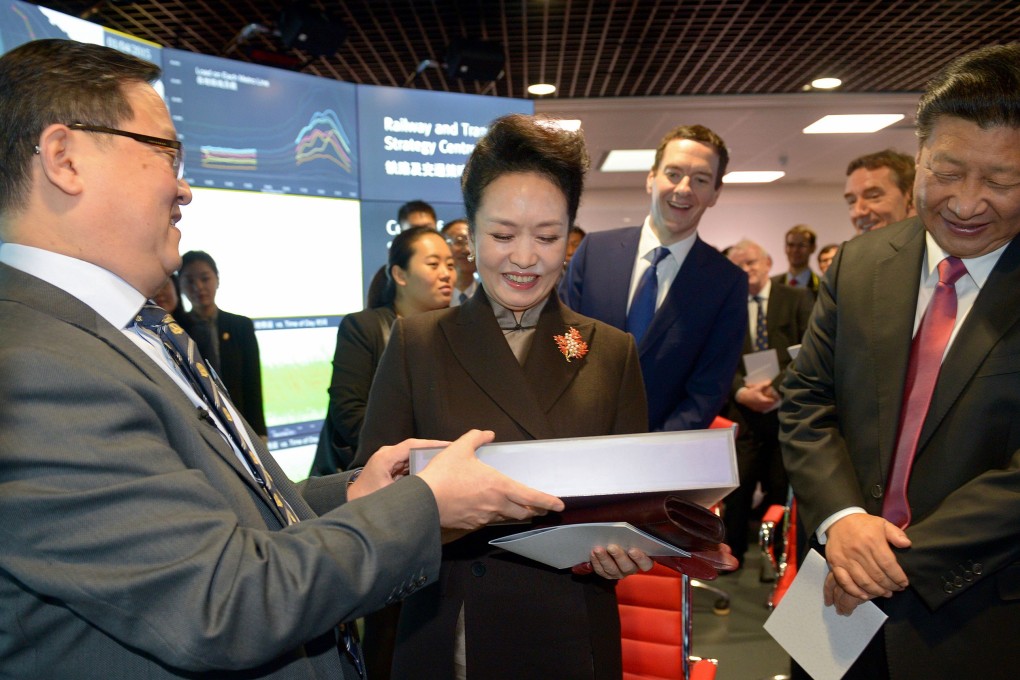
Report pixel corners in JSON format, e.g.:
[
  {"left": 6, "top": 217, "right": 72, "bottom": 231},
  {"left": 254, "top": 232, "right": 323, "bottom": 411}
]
[
  {"left": 626, "top": 216, "right": 698, "bottom": 315},
  {"left": 0, "top": 243, "right": 258, "bottom": 476}
]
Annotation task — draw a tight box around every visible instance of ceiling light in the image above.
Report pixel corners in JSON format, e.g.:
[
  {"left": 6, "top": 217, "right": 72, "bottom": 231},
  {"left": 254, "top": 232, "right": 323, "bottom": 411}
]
[
  {"left": 540, "top": 118, "right": 582, "bottom": 132},
  {"left": 600, "top": 149, "right": 655, "bottom": 172},
  {"left": 810, "top": 77, "right": 842, "bottom": 89},
  {"left": 722, "top": 171, "right": 785, "bottom": 184},
  {"left": 527, "top": 83, "right": 556, "bottom": 96},
  {"left": 803, "top": 114, "right": 905, "bottom": 134}
]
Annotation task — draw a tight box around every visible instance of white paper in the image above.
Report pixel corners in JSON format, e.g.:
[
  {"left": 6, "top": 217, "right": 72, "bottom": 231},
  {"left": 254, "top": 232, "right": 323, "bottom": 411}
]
[
  {"left": 409, "top": 429, "right": 738, "bottom": 506},
  {"left": 489, "top": 522, "right": 690, "bottom": 570},
  {"left": 743, "top": 348, "right": 780, "bottom": 384},
  {"left": 763, "top": 549, "right": 887, "bottom": 680}
]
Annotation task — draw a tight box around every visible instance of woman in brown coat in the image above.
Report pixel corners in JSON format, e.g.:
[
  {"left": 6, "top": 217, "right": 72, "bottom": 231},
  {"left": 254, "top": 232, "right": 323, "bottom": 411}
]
[{"left": 357, "top": 114, "right": 649, "bottom": 680}]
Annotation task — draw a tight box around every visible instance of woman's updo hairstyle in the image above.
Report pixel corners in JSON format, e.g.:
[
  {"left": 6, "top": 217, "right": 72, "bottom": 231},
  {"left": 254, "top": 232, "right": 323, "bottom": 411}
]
[{"left": 461, "top": 114, "right": 589, "bottom": 233}]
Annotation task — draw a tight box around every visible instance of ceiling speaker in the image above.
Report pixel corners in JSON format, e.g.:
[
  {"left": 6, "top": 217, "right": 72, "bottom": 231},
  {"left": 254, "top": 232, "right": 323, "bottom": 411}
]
[
  {"left": 443, "top": 38, "right": 504, "bottom": 81},
  {"left": 279, "top": 2, "right": 346, "bottom": 57}
]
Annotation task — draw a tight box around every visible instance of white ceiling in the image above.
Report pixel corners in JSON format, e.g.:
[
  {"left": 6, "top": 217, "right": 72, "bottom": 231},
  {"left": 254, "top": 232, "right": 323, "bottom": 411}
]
[{"left": 538, "top": 91, "right": 922, "bottom": 190}]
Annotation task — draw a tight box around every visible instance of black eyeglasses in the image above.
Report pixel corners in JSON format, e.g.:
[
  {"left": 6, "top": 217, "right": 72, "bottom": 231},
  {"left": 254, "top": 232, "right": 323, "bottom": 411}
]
[{"left": 67, "top": 122, "right": 184, "bottom": 179}]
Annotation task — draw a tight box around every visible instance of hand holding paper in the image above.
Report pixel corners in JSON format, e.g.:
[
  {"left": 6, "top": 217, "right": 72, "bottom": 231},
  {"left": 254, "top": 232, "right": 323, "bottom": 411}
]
[{"left": 764, "top": 549, "right": 887, "bottom": 680}]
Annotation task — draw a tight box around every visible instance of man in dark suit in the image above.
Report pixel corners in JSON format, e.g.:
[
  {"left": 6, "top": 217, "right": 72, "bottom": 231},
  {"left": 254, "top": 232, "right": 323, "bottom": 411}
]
[
  {"left": 722, "top": 239, "right": 812, "bottom": 567},
  {"left": 771, "top": 224, "right": 821, "bottom": 298},
  {"left": 780, "top": 43, "right": 1020, "bottom": 680},
  {"left": 560, "top": 124, "right": 748, "bottom": 431},
  {"left": 0, "top": 38, "right": 562, "bottom": 680}
]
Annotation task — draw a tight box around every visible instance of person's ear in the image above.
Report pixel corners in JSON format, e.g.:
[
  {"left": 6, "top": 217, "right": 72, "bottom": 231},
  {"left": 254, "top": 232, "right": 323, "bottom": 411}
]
[
  {"left": 36, "top": 124, "right": 84, "bottom": 197},
  {"left": 391, "top": 264, "right": 409, "bottom": 287}
]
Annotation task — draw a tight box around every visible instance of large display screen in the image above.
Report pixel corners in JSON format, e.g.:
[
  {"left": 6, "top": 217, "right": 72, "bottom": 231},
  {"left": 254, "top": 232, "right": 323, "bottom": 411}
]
[
  {"left": 164, "top": 48, "right": 359, "bottom": 199},
  {"left": 357, "top": 84, "right": 533, "bottom": 203}
]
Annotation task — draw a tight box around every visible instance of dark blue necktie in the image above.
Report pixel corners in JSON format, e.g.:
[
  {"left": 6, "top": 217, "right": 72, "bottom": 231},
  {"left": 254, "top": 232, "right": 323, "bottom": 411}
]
[
  {"left": 626, "top": 246, "right": 670, "bottom": 345},
  {"left": 753, "top": 296, "right": 768, "bottom": 351}
]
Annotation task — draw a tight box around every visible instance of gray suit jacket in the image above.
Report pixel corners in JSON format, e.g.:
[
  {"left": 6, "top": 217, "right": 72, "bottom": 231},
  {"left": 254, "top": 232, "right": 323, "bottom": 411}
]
[
  {"left": 0, "top": 262, "right": 441, "bottom": 680},
  {"left": 779, "top": 218, "right": 1020, "bottom": 679}
]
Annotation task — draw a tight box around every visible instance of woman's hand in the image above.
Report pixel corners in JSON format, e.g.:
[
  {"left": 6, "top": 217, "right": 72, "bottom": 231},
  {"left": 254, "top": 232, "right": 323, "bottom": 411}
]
[{"left": 575, "top": 545, "right": 654, "bottom": 579}]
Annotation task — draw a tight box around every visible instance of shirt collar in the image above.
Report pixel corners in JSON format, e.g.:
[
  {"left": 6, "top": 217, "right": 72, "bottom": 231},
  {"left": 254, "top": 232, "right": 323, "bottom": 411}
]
[
  {"left": 750, "top": 278, "right": 772, "bottom": 301},
  {"left": 639, "top": 216, "right": 698, "bottom": 263},
  {"left": 0, "top": 243, "right": 147, "bottom": 328},
  {"left": 488, "top": 293, "right": 548, "bottom": 330},
  {"left": 923, "top": 231, "right": 1007, "bottom": 289}
]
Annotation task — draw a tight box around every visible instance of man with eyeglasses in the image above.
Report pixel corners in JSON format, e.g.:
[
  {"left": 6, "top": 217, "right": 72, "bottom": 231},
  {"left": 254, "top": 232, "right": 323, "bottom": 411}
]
[
  {"left": 0, "top": 38, "right": 562, "bottom": 680},
  {"left": 441, "top": 217, "right": 477, "bottom": 305}
]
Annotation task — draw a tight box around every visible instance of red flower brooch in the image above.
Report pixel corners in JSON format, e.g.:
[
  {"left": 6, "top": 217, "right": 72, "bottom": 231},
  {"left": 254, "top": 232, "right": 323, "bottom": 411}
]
[{"left": 554, "top": 327, "right": 589, "bottom": 362}]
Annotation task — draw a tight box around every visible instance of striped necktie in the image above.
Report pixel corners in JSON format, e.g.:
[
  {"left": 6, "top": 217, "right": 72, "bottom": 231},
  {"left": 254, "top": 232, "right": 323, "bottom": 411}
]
[
  {"left": 134, "top": 303, "right": 297, "bottom": 524},
  {"left": 134, "top": 302, "right": 365, "bottom": 675}
]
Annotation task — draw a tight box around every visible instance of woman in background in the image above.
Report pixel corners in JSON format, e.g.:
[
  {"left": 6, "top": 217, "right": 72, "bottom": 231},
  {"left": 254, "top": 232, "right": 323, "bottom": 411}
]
[
  {"left": 311, "top": 226, "right": 456, "bottom": 476},
  {"left": 357, "top": 114, "right": 650, "bottom": 680},
  {"left": 179, "top": 250, "right": 267, "bottom": 438}
]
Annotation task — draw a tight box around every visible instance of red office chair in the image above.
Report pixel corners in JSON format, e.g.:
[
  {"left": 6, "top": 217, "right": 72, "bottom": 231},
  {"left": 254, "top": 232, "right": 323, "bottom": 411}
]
[
  {"left": 686, "top": 415, "right": 737, "bottom": 615},
  {"left": 617, "top": 562, "right": 719, "bottom": 680},
  {"left": 759, "top": 488, "right": 798, "bottom": 609},
  {"left": 615, "top": 415, "right": 736, "bottom": 680}
]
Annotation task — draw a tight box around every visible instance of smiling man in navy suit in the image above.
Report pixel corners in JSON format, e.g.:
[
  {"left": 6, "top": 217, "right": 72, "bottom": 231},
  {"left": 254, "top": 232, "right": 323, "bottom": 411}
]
[{"left": 560, "top": 124, "right": 747, "bottom": 432}]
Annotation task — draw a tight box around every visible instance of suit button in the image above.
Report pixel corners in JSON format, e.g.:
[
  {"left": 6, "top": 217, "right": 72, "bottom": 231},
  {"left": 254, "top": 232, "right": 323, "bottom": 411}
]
[
  {"left": 943, "top": 582, "right": 955, "bottom": 594},
  {"left": 973, "top": 563, "right": 983, "bottom": 575},
  {"left": 416, "top": 575, "right": 428, "bottom": 586},
  {"left": 470, "top": 561, "right": 486, "bottom": 577},
  {"left": 963, "top": 570, "right": 973, "bottom": 582},
  {"left": 870, "top": 484, "right": 883, "bottom": 499},
  {"left": 953, "top": 575, "right": 964, "bottom": 587}
]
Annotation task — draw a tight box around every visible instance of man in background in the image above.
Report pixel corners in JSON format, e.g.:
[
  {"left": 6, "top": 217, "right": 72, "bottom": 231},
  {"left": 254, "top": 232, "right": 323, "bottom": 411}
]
[
  {"left": 397, "top": 199, "right": 437, "bottom": 230},
  {"left": 781, "top": 44, "right": 1020, "bottom": 679},
  {"left": 844, "top": 149, "right": 916, "bottom": 236},
  {"left": 772, "top": 224, "right": 820, "bottom": 298},
  {"left": 722, "top": 239, "right": 812, "bottom": 568},
  {"left": 0, "top": 38, "right": 562, "bottom": 680},
  {"left": 565, "top": 224, "right": 586, "bottom": 267},
  {"left": 441, "top": 217, "right": 476, "bottom": 305},
  {"left": 817, "top": 243, "right": 839, "bottom": 275},
  {"left": 560, "top": 124, "right": 747, "bottom": 431}
]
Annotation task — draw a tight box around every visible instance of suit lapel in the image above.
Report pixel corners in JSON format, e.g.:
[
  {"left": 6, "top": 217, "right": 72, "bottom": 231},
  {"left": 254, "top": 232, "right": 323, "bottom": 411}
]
[
  {"left": 524, "top": 296, "right": 594, "bottom": 419},
  {"left": 94, "top": 314, "right": 284, "bottom": 519},
  {"left": 919, "top": 236, "right": 1020, "bottom": 449},
  {"left": 605, "top": 228, "right": 641, "bottom": 330},
  {"left": 439, "top": 289, "right": 556, "bottom": 440},
  {"left": 1, "top": 264, "right": 284, "bottom": 520},
  {"left": 871, "top": 223, "right": 926, "bottom": 467}
]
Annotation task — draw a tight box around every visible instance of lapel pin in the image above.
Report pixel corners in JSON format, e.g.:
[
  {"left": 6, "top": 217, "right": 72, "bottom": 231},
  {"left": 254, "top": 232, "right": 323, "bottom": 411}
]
[{"left": 554, "top": 327, "right": 589, "bottom": 363}]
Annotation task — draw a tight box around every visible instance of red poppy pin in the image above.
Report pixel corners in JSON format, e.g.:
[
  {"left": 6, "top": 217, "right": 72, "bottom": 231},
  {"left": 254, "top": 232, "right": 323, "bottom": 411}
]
[{"left": 554, "top": 327, "right": 589, "bottom": 363}]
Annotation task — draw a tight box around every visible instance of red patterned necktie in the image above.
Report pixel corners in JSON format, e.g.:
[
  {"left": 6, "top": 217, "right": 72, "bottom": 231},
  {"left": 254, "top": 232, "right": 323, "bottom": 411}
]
[{"left": 882, "top": 256, "right": 967, "bottom": 528}]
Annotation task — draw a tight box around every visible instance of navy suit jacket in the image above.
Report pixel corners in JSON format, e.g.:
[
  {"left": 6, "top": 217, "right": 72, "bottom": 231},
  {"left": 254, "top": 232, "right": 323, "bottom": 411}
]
[{"left": 560, "top": 226, "right": 748, "bottom": 431}]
